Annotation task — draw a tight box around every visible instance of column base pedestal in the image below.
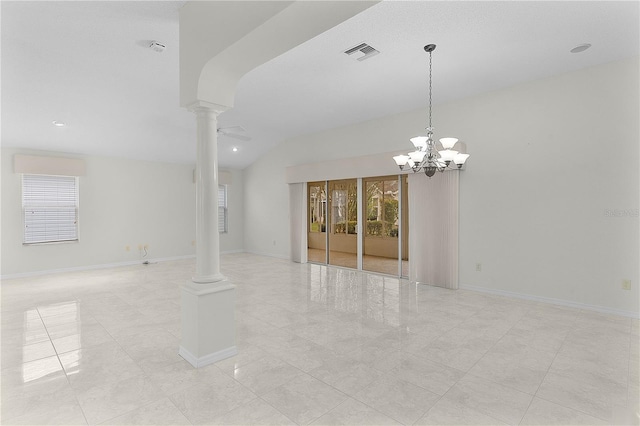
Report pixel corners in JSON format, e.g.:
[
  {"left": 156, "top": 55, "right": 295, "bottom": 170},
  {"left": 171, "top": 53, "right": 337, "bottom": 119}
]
[
  {"left": 179, "top": 280, "right": 236, "bottom": 368},
  {"left": 178, "top": 345, "right": 237, "bottom": 368}
]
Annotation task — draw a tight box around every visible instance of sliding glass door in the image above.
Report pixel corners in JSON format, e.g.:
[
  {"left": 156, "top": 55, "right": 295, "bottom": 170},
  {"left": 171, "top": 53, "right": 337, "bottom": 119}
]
[
  {"left": 328, "top": 179, "right": 357, "bottom": 269},
  {"left": 363, "top": 175, "right": 408, "bottom": 276},
  {"left": 307, "top": 181, "right": 327, "bottom": 263},
  {"left": 306, "top": 176, "right": 408, "bottom": 277}
]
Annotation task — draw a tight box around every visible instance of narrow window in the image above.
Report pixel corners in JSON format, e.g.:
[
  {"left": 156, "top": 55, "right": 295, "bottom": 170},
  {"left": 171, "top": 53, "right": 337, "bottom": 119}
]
[
  {"left": 218, "top": 184, "right": 228, "bottom": 233},
  {"left": 22, "top": 174, "right": 79, "bottom": 244}
]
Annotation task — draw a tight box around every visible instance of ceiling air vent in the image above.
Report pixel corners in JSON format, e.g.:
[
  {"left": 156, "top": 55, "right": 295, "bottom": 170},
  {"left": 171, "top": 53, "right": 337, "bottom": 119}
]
[
  {"left": 344, "top": 43, "right": 380, "bottom": 61},
  {"left": 149, "top": 41, "right": 166, "bottom": 53}
]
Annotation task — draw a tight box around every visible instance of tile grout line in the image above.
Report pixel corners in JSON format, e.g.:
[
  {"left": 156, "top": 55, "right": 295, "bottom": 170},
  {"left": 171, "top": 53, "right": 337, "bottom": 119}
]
[
  {"left": 518, "top": 308, "right": 577, "bottom": 425},
  {"left": 215, "top": 355, "right": 309, "bottom": 424},
  {"left": 348, "top": 370, "right": 438, "bottom": 426},
  {"left": 450, "top": 303, "right": 536, "bottom": 426},
  {"left": 255, "top": 393, "right": 299, "bottom": 425},
  {"left": 36, "top": 304, "right": 92, "bottom": 426},
  {"left": 521, "top": 310, "right": 607, "bottom": 425}
]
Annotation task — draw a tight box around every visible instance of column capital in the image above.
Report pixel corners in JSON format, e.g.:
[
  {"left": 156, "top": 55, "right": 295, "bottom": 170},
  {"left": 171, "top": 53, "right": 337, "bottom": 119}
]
[{"left": 186, "top": 100, "right": 231, "bottom": 115}]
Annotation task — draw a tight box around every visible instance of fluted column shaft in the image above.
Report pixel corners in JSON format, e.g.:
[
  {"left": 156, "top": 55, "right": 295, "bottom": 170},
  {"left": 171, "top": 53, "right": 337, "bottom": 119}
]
[{"left": 192, "top": 106, "right": 225, "bottom": 283}]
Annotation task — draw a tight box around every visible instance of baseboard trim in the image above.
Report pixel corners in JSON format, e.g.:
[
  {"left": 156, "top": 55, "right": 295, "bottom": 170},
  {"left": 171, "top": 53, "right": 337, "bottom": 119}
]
[
  {"left": 459, "top": 283, "right": 639, "bottom": 319},
  {"left": 244, "top": 250, "right": 290, "bottom": 260},
  {"left": 221, "top": 249, "right": 244, "bottom": 255},
  {"left": 179, "top": 345, "right": 237, "bottom": 368},
  {"left": 414, "top": 280, "right": 456, "bottom": 289},
  {"left": 1, "top": 255, "right": 196, "bottom": 280}
]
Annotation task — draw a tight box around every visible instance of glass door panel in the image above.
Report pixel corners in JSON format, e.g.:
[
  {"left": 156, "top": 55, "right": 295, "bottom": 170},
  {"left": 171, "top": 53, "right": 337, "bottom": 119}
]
[
  {"left": 363, "top": 176, "right": 401, "bottom": 275},
  {"left": 328, "top": 179, "right": 357, "bottom": 269},
  {"left": 307, "top": 181, "right": 327, "bottom": 264}
]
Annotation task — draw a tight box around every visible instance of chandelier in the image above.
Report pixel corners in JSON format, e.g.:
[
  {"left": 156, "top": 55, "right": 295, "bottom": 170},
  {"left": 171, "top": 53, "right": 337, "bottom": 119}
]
[{"left": 393, "top": 44, "right": 469, "bottom": 177}]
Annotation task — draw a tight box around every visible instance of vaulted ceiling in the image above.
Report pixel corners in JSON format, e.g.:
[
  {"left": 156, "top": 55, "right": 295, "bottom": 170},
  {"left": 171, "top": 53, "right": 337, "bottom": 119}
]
[{"left": 2, "top": 1, "right": 638, "bottom": 169}]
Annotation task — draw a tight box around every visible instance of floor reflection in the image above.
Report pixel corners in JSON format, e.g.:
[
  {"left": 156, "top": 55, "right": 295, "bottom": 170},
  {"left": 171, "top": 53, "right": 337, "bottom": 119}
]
[
  {"left": 19, "top": 301, "right": 81, "bottom": 383},
  {"left": 307, "top": 248, "right": 409, "bottom": 276},
  {"left": 308, "top": 268, "right": 404, "bottom": 327},
  {"left": 22, "top": 356, "right": 64, "bottom": 383}
]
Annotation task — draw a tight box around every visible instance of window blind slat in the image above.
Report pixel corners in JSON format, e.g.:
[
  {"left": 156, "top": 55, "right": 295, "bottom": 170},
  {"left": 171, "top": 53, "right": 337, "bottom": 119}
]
[
  {"left": 23, "top": 175, "right": 79, "bottom": 244},
  {"left": 218, "top": 185, "right": 227, "bottom": 233}
]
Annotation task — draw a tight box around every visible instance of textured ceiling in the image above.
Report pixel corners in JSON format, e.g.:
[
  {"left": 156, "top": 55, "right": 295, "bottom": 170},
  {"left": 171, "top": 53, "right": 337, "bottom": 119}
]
[{"left": 2, "top": 1, "right": 639, "bottom": 169}]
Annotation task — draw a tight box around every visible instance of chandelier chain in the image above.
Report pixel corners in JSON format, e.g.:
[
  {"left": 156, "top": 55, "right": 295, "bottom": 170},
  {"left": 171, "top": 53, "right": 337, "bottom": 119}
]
[{"left": 428, "top": 50, "right": 432, "bottom": 130}]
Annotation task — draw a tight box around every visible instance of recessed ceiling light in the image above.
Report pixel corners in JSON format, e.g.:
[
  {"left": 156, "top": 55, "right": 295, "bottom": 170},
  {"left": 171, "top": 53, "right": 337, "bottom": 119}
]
[
  {"left": 232, "top": 147, "right": 238, "bottom": 152},
  {"left": 570, "top": 43, "right": 591, "bottom": 53},
  {"left": 52, "top": 121, "right": 65, "bottom": 127}
]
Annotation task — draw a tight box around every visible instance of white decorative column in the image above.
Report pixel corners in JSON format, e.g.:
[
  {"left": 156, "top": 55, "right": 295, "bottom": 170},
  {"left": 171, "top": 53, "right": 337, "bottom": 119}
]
[{"left": 179, "top": 101, "right": 237, "bottom": 368}]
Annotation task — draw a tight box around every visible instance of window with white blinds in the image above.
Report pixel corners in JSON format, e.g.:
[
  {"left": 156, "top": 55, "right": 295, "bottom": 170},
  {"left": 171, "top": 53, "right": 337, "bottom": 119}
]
[
  {"left": 218, "top": 184, "right": 228, "bottom": 233},
  {"left": 22, "top": 174, "right": 79, "bottom": 244}
]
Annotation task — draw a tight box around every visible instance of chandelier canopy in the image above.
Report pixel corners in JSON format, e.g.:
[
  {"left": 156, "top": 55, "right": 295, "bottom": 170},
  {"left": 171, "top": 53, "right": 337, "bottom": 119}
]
[{"left": 393, "top": 44, "right": 469, "bottom": 177}]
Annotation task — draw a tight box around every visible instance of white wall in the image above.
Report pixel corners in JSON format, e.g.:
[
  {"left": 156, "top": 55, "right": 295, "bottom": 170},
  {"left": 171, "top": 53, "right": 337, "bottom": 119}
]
[
  {"left": 1, "top": 148, "right": 244, "bottom": 276},
  {"left": 243, "top": 57, "right": 639, "bottom": 315}
]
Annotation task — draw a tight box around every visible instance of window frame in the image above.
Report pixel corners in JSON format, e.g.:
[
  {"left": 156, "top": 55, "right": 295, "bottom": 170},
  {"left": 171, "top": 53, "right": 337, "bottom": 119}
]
[
  {"left": 22, "top": 174, "right": 80, "bottom": 245},
  {"left": 308, "top": 182, "right": 327, "bottom": 233},
  {"left": 218, "top": 184, "right": 228, "bottom": 234}
]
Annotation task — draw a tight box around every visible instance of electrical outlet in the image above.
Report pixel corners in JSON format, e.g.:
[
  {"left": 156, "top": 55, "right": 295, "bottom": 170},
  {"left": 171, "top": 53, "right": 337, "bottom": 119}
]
[
  {"left": 622, "top": 280, "right": 631, "bottom": 290},
  {"left": 476, "top": 263, "right": 482, "bottom": 272}
]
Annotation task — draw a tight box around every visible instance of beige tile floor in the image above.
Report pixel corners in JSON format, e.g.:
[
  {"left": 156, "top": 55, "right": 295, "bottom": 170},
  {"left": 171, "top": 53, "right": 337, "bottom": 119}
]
[{"left": 1, "top": 253, "right": 638, "bottom": 425}]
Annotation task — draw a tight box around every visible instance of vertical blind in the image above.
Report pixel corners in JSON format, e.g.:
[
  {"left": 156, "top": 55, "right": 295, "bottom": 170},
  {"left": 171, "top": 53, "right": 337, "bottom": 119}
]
[
  {"left": 408, "top": 171, "right": 459, "bottom": 289},
  {"left": 218, "top": 184, "right": 227, "bottom": 233},
  {"left": 23, "top": 174, "right": 78, "bottom": 244}
]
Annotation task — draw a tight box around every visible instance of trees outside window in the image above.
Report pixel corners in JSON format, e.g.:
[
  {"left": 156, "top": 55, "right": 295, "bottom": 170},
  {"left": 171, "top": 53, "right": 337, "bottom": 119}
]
[{"left": 365, "top": 178, "right": 398, "bottom": 237}]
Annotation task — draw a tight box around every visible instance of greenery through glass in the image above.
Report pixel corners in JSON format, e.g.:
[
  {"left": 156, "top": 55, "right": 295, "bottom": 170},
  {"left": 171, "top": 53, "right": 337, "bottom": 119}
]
[
  {"left": 331, "top": 181, "right": 357, "bottom": 234},
  {"left": 365, "top": 179, "right": 399, "bottom": 237},
  {"left": 309, "top": 183, "right": 326, "bottom": 233}
]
